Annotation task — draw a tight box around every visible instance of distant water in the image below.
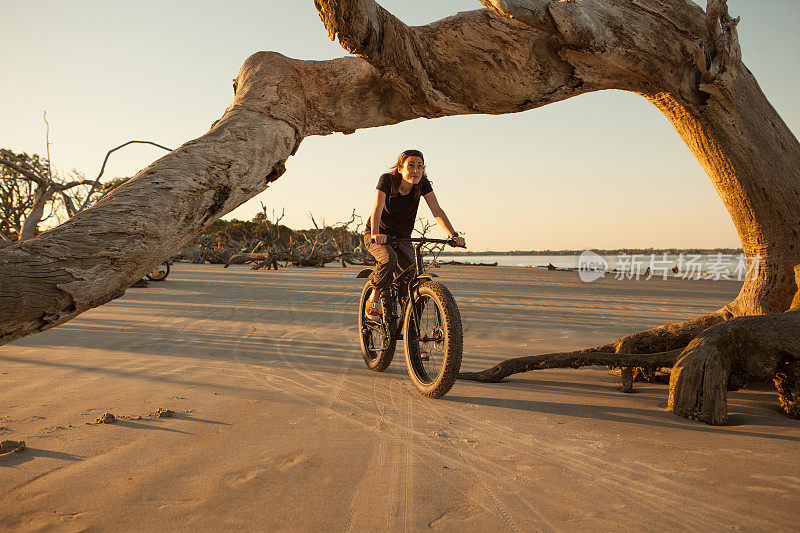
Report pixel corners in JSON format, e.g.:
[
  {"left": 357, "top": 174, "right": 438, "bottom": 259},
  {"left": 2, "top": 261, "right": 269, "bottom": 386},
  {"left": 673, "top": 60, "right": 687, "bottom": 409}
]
[
  {"left": 436, "top": 254, "right": 578, "bottom": 268},
  {"left": 433, "top": 254, "right": 755, "bottom": 278}
]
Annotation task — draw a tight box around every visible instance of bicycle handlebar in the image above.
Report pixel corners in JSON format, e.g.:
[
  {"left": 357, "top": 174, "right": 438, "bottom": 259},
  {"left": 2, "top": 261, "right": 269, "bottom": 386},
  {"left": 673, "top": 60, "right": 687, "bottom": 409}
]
[{"left": 372, "top": 235, "right": 465, "bottom": 248}]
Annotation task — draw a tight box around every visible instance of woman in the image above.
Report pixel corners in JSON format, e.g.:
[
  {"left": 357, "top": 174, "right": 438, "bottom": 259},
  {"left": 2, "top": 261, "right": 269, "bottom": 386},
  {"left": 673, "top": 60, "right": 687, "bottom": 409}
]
[{"left": 364, "top": 149, "right": 466, "bottom": 318}]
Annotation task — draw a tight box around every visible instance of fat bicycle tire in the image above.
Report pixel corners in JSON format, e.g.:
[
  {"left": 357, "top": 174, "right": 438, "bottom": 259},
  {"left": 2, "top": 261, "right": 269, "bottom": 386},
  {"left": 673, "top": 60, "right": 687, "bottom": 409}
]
[
  {"left": 358, "top": 280, "right": 396, "bottom": 372},
  {"left": 403, "top": 280, "right": 462, "bottom": 398},
  {"left": 146, "top": 261, "right": 170, "bottom": 281}
]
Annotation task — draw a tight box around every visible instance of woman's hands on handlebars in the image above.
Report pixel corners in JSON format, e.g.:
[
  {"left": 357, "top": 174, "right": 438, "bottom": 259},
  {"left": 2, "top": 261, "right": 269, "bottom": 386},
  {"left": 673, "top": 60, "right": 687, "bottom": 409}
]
[
  {"left": 371, "top": 234, "right": 389, "bottom": 245},
  {"left": 371, "top": 233, "right": 466, "bottom": 248},
  {"left": 451, "top": 234, "right": 466, "bottom": 248}
]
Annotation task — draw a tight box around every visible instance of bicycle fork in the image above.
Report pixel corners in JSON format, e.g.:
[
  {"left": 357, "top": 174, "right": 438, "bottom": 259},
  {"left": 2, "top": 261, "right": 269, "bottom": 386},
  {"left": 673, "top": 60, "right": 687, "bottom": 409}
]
[{"left": 406, "top": 280, "right": 421, "bottom": 339}]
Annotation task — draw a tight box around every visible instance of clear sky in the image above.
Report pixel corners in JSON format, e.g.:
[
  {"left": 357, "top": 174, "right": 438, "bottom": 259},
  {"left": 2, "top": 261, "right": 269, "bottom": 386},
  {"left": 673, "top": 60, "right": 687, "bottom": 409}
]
[{"left": 1, "top": 1, "right": 798, "bottom": 251}]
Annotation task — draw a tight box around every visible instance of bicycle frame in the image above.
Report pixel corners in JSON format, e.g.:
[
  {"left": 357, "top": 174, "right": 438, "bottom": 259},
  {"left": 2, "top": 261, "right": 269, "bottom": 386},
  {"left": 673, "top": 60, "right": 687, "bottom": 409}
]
[{"left": 357, "top": 236, "right": 457, "bottom": 340}]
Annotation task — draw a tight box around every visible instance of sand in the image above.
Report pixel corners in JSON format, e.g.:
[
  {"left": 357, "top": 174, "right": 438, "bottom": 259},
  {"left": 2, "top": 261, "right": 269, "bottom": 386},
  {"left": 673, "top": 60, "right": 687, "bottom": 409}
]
[{"left": 1, "top": 263, "right": 798, "bottom": 531}]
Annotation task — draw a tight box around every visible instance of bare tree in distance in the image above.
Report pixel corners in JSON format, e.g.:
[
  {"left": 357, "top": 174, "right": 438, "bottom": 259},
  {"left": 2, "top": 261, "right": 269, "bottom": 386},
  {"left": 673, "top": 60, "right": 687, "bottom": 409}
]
[
  {"left": 0, "top": 138, "right": 171, "bottom": 244},
  {"left": 0, "top": 149, "right": 101, "bottom": 243},
  {"left": 0, "top": 0, "right": 798, "bottom": 423},
  {"left": 0, "top": 151, "right": 53, "bottom": 244}
]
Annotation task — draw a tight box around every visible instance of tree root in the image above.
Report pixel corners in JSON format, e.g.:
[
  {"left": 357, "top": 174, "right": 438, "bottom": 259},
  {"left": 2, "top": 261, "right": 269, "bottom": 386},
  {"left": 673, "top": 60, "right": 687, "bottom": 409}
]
[
  {"left": 458, "top": 348, "right": 684, "bottom": 383},
  {"left": 668, "top": 309, "right": 800, "bottom": 425},
  {"left": 608, "top": 311, "right": 730, "bottom": 392},
  {"left": 606, "top": 310, "right": 730, "bottom": 354},
  {"left": 774, "top": 361, "right": 800, "bottom": 420},
  {"left": 459, "top": 308, "right": 800, "bottom": 425},
  {"left": 459, "top": 311, "right": 728, "bottom": 384}
]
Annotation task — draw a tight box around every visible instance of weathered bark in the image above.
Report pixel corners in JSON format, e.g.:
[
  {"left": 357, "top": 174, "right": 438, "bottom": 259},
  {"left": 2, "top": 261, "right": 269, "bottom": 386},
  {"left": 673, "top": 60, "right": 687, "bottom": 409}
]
[
  {"left": 614, "top": 310, "right": 732, "bottom": 391},
  {"left": 774, "top": 360, "right": 800, "bottom": 420},
  {"left": 474, "top": 0, "right": 800, "bottom": 315},
  {"left": 0, "top": 0, "right": 798, "bottom": 422}
]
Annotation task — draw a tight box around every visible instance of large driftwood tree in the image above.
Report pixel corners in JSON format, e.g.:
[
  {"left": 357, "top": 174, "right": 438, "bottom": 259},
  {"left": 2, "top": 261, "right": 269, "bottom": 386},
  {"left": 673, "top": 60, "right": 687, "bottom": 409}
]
[{"left": 0, "top": 0, "right": 798, "bottom": 424}]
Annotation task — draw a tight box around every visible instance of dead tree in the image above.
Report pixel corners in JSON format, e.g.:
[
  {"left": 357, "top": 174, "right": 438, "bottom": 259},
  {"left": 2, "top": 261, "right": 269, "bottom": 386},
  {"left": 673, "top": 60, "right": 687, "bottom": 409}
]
[
  {"left": 321, "top": 209, "right": 369, "bottom": 266},
  {"left": 0, "top": 152, "right": 49, "bottom": 245},
  {"left": 283, "top": 210, "right": 366, "bottom": 267},
  {"left": 0, "top": 150, "right": 102, "bottom": 242},
  {"left": 0, "top": 0, "right": 798, "bottom": 424},
  {"left": 0, "top": 140, "right": 171, "bottom": 243},
  {"left": 221, "top": 208, "right": 366, "bottom": 269},
  {"left": 222, "top": 205, "right": 287, "bottom": 269}
]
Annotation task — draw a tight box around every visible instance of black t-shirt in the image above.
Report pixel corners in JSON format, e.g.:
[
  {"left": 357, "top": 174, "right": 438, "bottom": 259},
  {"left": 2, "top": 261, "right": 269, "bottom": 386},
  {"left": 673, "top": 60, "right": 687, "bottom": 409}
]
[{"left": 367, "top": 173, "right": 433, "bottom": 238}]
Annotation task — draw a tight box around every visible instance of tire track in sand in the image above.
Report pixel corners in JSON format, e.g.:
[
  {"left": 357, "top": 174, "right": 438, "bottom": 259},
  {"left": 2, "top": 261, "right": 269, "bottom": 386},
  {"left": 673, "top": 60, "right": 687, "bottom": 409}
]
[{"left": 409, "top": 388, "right": 781, "bottom": 530}]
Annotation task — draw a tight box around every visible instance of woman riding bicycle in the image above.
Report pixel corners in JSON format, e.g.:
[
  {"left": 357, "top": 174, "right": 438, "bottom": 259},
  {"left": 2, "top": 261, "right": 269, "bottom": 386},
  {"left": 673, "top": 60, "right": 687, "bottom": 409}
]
[{"left": 364, "top": 149, "right": 466, "bottom": 319}]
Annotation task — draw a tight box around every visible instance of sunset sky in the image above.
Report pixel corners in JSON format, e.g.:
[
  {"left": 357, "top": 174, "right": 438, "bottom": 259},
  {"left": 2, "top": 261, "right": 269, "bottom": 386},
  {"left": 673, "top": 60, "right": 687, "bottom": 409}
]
[{"left": 1, "top": 0, "right": 798, "bottom": 251}]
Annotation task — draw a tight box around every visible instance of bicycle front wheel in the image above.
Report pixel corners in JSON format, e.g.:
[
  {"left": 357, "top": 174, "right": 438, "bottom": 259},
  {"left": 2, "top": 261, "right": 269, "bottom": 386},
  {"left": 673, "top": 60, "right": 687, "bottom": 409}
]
[
  {"left": 403, "top": 281, "right": 463, "bottom": 398},
  {"left": 358, "top": 281, "right": 396, "bottom": 372}
]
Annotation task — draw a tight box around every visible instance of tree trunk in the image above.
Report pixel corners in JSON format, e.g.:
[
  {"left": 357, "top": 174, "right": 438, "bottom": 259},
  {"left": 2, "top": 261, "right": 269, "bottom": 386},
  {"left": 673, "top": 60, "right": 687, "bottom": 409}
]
[
  {"left": 0, "top": 0, "right": 798, "bottom": 422},
  {"left": 647, "top": 72, "right": 800, "bottom": 316},
  {"left": 17, "top": 184, "right": 53, "bottom": 241}
]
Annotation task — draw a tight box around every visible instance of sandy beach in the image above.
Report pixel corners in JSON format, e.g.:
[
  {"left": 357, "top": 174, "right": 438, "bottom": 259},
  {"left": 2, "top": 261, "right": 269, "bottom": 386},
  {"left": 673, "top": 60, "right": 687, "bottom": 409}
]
[{"left": 1, "top": 263, "right": 798, "bottom": 531}]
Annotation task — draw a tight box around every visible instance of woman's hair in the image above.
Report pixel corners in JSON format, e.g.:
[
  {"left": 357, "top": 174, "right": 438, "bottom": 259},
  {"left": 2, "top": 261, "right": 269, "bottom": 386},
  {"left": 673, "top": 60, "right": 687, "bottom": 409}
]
[{"left": 388, "top": 149, "right": 426, "bottom": 198}]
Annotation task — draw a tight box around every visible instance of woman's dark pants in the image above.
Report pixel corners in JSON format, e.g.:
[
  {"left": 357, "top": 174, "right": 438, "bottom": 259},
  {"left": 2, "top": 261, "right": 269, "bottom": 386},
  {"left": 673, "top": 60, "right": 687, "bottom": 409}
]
[{"left": 363, "top": 235, "right": 415, "bottom": 295}]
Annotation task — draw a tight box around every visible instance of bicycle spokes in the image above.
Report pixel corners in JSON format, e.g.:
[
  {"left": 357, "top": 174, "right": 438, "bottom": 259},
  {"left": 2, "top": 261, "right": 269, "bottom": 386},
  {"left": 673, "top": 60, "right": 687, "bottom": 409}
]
[
  {"left": 419, "top": 325, "right": 444, "bottom": 344},
  {"left": 413, "top": 296, "right": 446, "bottom": 383},
  {"left": 359, "top": 284, "right": 397, "bottom": 372}
]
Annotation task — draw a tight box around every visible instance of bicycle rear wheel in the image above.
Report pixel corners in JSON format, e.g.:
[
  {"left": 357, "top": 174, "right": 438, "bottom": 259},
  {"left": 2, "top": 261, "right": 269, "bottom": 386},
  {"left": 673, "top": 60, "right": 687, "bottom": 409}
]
[
  {"left": 403, "top": 281, "right": 462, "bottom": 398},
  {"left": 358, "top": 281, "right": 396, "bottom": 372},
  {"left": 146, "top": 261, "right": 170, "bottom": 281}
]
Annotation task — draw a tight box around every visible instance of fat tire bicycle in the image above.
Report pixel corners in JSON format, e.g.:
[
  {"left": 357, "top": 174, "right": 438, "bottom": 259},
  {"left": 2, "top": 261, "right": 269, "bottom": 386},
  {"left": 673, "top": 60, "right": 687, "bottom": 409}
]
[{"left": 356, "top": 236, "right": 464, "bottom": 398}]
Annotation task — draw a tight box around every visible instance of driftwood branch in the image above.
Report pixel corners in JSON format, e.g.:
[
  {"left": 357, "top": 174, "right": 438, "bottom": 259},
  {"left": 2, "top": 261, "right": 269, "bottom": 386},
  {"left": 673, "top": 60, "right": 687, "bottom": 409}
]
[
  {"left": 459, "top": 348, "right": 684, "bottom": 383},
  {"left": 43, "top": 111, "right": 53, "bottom": 180},
  {"left": 1, "top": 139, "right": 161, "bottom": 241},
  {"left": 94, "top": 140, "right": 173, "bottom": 183},
  {"left": 459, "top": 310, "right": 729, "bottom": 384},
  {"left": 79, "top": 140, "right": 172, "bottom": 211},
  {"left": 0, "top": 156, "right": 48, "bottom": 186},
  {"left": 53, "top": 178, "right": 103, "bottom": 191}
]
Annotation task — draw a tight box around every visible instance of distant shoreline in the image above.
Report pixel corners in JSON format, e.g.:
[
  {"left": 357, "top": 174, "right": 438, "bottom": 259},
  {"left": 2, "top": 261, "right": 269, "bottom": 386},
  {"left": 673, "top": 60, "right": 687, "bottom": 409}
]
[{"left": 435, "top": 248, "right": 744, "bottom": 257}]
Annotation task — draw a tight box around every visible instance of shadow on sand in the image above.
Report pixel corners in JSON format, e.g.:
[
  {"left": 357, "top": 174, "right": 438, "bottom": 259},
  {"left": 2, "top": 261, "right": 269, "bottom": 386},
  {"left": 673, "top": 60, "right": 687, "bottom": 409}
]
[
  {"left": 0, "top": 447, "right": 82, "bottom": 468},
  {"left": 445, "top": 379, "right": 800, "bottom": 443}
]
